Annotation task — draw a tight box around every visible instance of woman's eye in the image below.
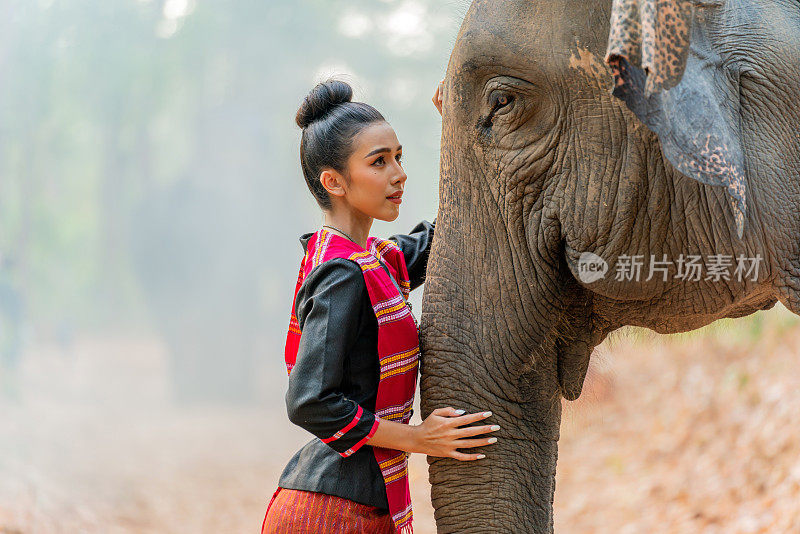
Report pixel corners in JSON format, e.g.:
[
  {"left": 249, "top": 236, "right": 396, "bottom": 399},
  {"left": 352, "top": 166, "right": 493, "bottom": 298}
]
[
  {"left": 396, "top": 154, "right": 402, "bottom": 164},
  {"left": 373, "top": 156, "right": 385, "bottom": 165}
]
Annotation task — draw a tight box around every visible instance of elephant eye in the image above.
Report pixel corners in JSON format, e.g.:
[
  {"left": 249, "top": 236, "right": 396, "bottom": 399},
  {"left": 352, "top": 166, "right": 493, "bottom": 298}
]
[
  {"left": 481, "top": 90, "right": 516, "bottom": 128},
  {"left": 490, "top": 91, "right": 514, "bottom": 111}
]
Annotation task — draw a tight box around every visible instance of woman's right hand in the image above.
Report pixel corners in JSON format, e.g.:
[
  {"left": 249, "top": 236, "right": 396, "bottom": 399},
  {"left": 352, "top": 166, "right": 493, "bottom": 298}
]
[{"left": 413, "top": 407, "right": 499, "bottom": 460}]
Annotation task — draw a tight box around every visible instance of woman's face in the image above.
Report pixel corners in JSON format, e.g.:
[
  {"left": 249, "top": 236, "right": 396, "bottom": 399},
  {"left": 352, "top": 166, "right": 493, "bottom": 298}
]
[{"left": 340, "top": 121, "right": 407, "bottom": 222}]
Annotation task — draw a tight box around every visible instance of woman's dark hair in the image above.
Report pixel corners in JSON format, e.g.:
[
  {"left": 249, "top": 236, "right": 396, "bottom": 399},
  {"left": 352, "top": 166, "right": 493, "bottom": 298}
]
[{"left": 296, "top": 79, "right": 385, "bottom": 210}]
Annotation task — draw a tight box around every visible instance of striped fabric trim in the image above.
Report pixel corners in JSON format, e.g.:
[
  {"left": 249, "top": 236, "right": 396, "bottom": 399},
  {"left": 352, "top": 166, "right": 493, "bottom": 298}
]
[
  {"left": 287, "top": 258, "right": 304, "bottom": 336},
  {"left": 379, "top": 453, "right": 409, "bottom": 485},
  {"left": 261, "top": 487, "right": 397, "bottom": 534},
  {"left": 384, "top": 464, "right": 408, "bottom": 485},
  {"left": 373, "top": 239, "right": 394, "bottom": 255},
  {"left": 285, "top": 230, "right": 419, "bottom": 534},
  {"left": 373, "top": 240, "right": 411, "bottom": 298},
  {"left": 375, "top": 300, "right": 407, "bottom": 320},
  {"left": 380, "top": 346, "right": 419, "bottom": 366},
  {"left": 363, "top": 241, "right": 412, "bottom": 304},
  {"left": 321, "top": 405, "right": 363, "bottom": 444},
  {"left": 379, "top": 345, "right": 419, "bottom": 381},
  {"left": 339, "top": 416, "right": 380, "bottom": 458},
  {"left": 376, "top": 307, "right": 412, "bottom": 326},
  {"left": 392, "top": 502, "right": 413, "bottom": 527},
  {"left": 311, "top": 229, "right": 332, "bottom": 269},
  {"left": 378, "top": 453, "right": 406, "bottom": 471},
  {"left": 373, "top": 296, "right": 413, "bottom": 327},
  {"left": 373, "top": 238, "right": 403, "bottom": 258},
  {"left": 374, "top": 294, "right": 405, "bottom": 313},
  {"left": 360, "top": 259, "right": 383, "bottom": 271},
  {"left": 350, "top": 252, "right": 382, "bottom": 271},
  {"left": 375, "top": 397, "right": 414, "bottom": 422},
  {"left": 380, "top": 359, "right": 419, "bottom": 381}
]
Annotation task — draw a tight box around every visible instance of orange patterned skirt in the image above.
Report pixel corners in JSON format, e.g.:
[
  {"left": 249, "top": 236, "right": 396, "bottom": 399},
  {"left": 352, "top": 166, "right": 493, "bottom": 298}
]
[{"left": 261, "top": 487, "right": 396, "bottom": 534}]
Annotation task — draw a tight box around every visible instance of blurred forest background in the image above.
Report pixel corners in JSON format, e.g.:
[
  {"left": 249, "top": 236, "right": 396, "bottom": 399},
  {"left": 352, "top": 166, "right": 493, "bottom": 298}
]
[
  {"left": 3, "top": 1, "right": 800, "bottom": 533},
  {"left": 0, "top": 0, "right": 458, "bottom": 402},
  {"left": 0, "top": 0, "right": 461, "bottom": 532}
]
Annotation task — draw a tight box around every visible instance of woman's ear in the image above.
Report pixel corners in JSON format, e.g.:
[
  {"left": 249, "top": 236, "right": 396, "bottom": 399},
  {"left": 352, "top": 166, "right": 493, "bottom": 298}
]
[{"left": 320, "top": 169, "right": 347, "bottom": 198}]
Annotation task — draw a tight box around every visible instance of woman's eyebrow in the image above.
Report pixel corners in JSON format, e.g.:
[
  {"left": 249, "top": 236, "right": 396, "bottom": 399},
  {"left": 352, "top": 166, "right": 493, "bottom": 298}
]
[{"left": 364, "top": 145, "right": 402, "bottom": 158}]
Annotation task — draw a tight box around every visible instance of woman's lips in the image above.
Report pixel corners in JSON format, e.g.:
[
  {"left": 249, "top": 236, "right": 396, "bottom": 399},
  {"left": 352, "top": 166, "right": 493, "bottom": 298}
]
[{"left": 387, "top": 194, "right": 403, "bottom": 205}]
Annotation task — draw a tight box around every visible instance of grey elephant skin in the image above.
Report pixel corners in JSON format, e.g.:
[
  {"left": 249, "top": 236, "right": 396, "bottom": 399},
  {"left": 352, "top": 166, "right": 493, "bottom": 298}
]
[{"left": 418, "top": 0, "right": 800, "bottom": 532}]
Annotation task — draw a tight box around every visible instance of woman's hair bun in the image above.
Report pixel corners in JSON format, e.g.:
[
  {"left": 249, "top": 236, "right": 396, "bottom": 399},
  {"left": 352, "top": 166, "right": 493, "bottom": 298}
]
[{"left": 295, "top": 79, "right": 354, "bottom": 129}]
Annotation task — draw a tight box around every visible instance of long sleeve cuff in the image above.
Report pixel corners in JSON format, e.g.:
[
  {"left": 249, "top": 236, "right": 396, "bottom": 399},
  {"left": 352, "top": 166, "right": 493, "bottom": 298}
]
[{"left": 321, "top": 405, "right": 380, "bottom": 457}]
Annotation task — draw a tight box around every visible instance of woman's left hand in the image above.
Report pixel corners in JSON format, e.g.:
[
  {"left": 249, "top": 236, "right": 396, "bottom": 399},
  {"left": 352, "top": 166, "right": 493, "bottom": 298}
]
[{"left": 432, "top": 80, "right": 444, "bottom": 116}]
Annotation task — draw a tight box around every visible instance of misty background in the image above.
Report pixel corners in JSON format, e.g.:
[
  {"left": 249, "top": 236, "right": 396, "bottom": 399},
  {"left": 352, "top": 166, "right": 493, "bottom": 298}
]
[
  {"left": 0, "top": 0, "right": 463, "bottom": 402},
  {"left": 5, "top": 2, "right": 800, "bottom": 533},
  {"left": 0, "top": 1, "right": 465, "bottom": 531}
]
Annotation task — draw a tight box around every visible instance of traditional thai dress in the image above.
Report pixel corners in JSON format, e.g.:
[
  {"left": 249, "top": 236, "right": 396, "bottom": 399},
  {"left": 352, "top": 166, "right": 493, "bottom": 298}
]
[{"left": 262, "top": 220, "right": 435, "bottom": 534}]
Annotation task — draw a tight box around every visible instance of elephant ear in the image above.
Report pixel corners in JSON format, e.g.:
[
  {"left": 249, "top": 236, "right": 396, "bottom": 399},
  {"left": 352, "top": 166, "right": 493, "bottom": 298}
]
[{"left": 604, "top": 0, "right": 747, "bottom": 238}]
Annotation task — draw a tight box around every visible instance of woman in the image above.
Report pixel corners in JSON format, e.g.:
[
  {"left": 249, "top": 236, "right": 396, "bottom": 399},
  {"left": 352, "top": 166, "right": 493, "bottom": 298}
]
[{"left": 262, "top": 80, "right": 499, "bottom": 534}]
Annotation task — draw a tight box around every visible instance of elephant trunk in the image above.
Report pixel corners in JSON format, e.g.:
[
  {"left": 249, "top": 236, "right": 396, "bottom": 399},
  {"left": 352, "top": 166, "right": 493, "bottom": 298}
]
[
  {"left": 419, "top": 217, "right": 563, "bottom": 533},
  {"left": 419, "top": 320, "right": 562, "bottom": 533}
]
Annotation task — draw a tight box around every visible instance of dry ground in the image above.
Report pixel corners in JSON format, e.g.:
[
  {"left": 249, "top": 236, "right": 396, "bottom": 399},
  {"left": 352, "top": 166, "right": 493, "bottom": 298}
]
[{"left": 1, "top": 305, "right": 799, "bottom": 533}]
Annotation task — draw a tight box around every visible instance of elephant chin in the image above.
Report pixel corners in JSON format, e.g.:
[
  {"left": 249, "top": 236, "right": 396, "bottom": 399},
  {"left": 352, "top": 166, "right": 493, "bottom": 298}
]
[{"left": 556, "top": 338, "right": 591, "bottom": 401}]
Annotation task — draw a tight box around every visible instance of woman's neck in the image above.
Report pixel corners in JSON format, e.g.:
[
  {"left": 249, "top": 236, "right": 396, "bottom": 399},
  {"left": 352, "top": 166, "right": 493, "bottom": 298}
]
[{"left": 322, "top": 211, "right": 372, "bottom": 249}]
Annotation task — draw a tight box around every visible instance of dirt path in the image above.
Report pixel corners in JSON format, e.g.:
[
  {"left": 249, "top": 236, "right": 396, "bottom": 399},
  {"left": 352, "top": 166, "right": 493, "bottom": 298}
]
[{"left": 1, "top": 307, "right": 798, "bottom": 533}]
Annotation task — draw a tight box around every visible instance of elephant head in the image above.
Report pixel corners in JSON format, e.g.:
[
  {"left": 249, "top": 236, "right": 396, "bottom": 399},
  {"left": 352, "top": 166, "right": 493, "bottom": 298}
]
[{"left": 419, "top": 0, "right": 800, "bottom": 532}]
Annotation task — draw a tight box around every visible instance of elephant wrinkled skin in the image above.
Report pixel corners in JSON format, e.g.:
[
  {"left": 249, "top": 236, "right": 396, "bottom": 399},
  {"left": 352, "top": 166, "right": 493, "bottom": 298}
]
[{"left": 419, "top": 0, "right": 800, "bottom": 532}]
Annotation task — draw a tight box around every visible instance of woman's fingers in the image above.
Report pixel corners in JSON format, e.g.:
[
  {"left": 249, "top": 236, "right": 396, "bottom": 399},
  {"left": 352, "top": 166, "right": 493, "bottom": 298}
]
[
  {"left": 454, "top": 423, "right": 500, "bottom": 439},
  {"left": 431, "top": 406, "right": 464, "bottom": 417},
  {"left": 452, "top": 437, "right": 498, "bottom": 449},
  {"left": 422, "top": 408, "right": 498, "bottom": 459},
  {"left": 448, "top": 410, "right": 493, "bottom": 426},
  {"left": 451, "top": 451, "right": 486, "bottom": 461},
  {"left": 430, "top": 408, "right": 493, "bottom": 426},
  {"left": 432, "top": 79, "right": 444, "bottom": 115}
]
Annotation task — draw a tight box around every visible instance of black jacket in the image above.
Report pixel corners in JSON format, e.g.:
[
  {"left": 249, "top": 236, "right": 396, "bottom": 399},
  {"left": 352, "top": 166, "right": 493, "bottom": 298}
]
[{"left": 278, "top": 219, "right": 435, "bottom": 511}]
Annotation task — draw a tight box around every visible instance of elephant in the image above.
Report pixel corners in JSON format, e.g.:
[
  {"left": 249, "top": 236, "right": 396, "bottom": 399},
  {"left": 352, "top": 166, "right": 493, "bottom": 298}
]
[{"left": 418, "top": 0, "right": 800, "bottom": 532}]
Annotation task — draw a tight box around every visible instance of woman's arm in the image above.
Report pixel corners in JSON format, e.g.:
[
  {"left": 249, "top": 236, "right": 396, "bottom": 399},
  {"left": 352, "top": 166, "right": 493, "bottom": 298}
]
[
  {"left": 286, "top": 259, "right": 380, "bottom": 457},
  {"left": 288, "top": 259, "right": 499, "bottom": 460}
]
